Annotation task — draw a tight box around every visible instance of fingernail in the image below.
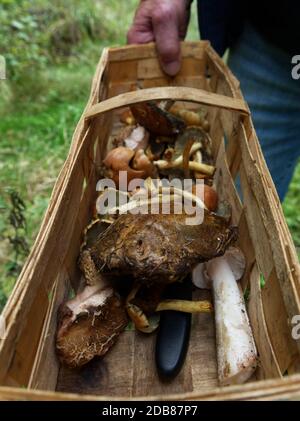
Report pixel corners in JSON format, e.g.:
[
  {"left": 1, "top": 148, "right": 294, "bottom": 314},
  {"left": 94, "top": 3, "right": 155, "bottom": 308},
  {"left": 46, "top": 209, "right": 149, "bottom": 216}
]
[{"left": 162, "top": 60, "right": 181, "bottom": 76}]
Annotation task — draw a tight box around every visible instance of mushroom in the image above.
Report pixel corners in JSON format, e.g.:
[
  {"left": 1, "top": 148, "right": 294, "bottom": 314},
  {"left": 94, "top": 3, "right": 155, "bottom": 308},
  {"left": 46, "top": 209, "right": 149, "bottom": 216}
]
[
  {"left": 169, "top": 104, "right": 210, "bottom": 131},
  {"left": 126, "top": 284, "right": 212, "bottom": 333},
  {"left": 126, "top": 285, "right": 161, "bottom": 333},
  {"left": 156, "top": 299, "right": 212, "bottom": 313},
  {"left": 113, "top": 125, "right": 135, "bottom": 148},
  {"left": 154, "top": 156, "right": 215, "bottom": 177},
  {"left": 56, "top": 279, "right": 128, "bottom": 367},
  {"left": 193, "top": 150, "right": 211, "bottom": 180},
  {"left": 192, "top": 247, "right": 258, "bottom": 386},
  {"left": 154, "top": 141, "right": 215, "bottom": 177},
  {"left": 145, "top": 139, "right": 166, "bottom": 161},
  {"left": 119, "top": 108, "right": 135, "bottom": 125},
  {"left": 124, "top": 125, "right": 149, "bottom": 151},
  {"left": 113, "top": 125, "right": 149, "bottom": 151},
  {"left": 132, "top": 149, "right": 157, "bottom": 178},
  {"left": 154, "top": 127, "right": 215, "bottom": 177},
  {"left": 80, "top": 218, "right": 113, "bottom": 251},
  {"left": 88, "top": 212, "right": 238, "bottom": 285},
  {"left": 103, "top": 147, "right": 154, "bottom": 190},
  {"left": 130, "top": 101, "right": 186, "bottom": 136},
  {"left": 191, "top": 184, "right": 219, "bottom": 212}
]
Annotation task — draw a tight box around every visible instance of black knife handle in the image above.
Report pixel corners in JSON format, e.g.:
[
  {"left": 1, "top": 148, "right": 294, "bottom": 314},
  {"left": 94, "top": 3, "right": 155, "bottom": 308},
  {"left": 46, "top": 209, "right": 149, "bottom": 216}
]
[{"left": 155, "top": 278, "right": 192, "bottom": 380}]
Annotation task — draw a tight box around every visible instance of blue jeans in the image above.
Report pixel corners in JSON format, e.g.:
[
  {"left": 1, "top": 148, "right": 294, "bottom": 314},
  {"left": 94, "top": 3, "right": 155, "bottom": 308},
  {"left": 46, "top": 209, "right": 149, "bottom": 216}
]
[{"left": 228, "top": 24, "right": 300, "bottom": 201}]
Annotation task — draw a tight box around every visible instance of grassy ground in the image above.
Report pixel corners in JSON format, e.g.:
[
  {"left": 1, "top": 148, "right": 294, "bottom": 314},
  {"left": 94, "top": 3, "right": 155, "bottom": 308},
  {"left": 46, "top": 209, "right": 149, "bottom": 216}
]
[{"left": 0, "top": 1, "right": 299, "bottom": 310}]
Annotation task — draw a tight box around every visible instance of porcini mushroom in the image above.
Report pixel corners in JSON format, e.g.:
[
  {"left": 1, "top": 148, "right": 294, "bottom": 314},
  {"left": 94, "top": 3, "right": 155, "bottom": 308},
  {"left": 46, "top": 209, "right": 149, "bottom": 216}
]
[{"left": 193, "top": 247, "right": 258, "bottom": 385}]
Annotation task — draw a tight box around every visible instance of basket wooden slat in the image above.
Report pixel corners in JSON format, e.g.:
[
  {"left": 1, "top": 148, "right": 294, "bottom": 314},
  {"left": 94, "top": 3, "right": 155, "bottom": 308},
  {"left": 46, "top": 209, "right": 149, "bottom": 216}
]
[
  {"left": 1, "top": 374, "right": 300, "bottom": 401},
  {"left": 0, "top": 41, "right": 299, "bottom": 400}
]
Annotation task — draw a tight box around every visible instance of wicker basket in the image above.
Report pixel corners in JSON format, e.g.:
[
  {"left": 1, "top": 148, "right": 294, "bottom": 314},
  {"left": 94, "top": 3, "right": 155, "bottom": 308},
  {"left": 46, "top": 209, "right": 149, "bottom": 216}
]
[{"left": 0, "top": 41, "right": 300, "bottom": 401}]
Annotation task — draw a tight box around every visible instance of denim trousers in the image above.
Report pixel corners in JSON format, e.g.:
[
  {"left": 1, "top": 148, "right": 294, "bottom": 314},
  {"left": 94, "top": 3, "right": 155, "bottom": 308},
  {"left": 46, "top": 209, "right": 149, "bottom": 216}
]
[{"left": 228, "top": 24, "right": 300, "bottom": 201}]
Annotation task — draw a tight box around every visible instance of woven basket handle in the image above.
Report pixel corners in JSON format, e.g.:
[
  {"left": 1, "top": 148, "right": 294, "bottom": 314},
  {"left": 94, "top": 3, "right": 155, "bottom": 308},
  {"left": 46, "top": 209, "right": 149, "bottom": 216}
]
[{"left": 84, "top": 86, "right": 249, "bottom": 121}]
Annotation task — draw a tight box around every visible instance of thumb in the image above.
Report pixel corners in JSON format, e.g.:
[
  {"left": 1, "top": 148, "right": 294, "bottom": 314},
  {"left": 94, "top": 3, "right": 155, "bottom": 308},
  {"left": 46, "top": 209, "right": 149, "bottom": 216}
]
[{"left": 152, "top": 10, "right": 181, "bottom": 76}]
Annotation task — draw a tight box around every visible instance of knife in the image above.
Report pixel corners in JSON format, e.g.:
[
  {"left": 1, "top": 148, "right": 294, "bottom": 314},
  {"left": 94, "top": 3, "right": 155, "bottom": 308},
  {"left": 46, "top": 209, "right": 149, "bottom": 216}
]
[{"left": 155, "top": 277, "right": 192, "bottom": 380}]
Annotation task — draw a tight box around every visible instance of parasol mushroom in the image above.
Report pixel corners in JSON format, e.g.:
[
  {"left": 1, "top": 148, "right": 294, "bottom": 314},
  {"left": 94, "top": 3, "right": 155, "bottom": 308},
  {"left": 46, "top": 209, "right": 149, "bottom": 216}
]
[{"left": 192, "top": 247, "right": 258, "bottom": 385}]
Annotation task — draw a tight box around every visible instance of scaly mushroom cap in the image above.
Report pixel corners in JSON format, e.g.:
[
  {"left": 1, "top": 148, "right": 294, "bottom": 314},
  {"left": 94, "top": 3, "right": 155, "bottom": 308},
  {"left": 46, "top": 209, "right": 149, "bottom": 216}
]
[
  {"left": 86, "top": 212, "right": 238, "bottom": 285},
  {"left": 130, "top": 101, "right": 186, "bottom": 136},
  {"left": 56, "top": 283, "right": 128, "bottom": 367}
]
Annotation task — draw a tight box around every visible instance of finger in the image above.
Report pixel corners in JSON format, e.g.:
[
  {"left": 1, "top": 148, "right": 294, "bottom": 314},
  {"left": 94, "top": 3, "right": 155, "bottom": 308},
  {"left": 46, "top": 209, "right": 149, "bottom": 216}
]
[
  {"left": 127, "top": 6, "right": 154, "bottom": 44},
  {"left": 127, "top": 22, "right": 155, "bottom": 44},
  {"left": 152, "top": 7, "right": 181, "bottom": 76}
]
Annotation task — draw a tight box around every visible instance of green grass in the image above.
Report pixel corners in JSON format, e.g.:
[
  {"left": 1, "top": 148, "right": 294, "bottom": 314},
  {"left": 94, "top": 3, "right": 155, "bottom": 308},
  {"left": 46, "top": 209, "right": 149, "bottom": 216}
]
[
  {"left": 0, "top": 64, "right": 92, "bottom": 309},
  {"left": 0, "top": 0, "right": 299, "bottom": 310},
  {"left": 283, "top": 164, "right": 300, "bottom": 250}
]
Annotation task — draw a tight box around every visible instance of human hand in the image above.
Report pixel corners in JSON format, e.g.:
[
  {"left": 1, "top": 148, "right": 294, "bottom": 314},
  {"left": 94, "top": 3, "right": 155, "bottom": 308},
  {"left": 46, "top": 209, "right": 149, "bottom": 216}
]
[{"left": 127, "top": 0, "right": 192, "bottom": 76}]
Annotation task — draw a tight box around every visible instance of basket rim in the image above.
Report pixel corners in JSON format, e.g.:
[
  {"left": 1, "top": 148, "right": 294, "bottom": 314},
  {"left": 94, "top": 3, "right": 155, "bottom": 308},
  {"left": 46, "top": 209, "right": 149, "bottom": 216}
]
[{"left": 1, "top": 374, "right": 300, "bottom": 401}]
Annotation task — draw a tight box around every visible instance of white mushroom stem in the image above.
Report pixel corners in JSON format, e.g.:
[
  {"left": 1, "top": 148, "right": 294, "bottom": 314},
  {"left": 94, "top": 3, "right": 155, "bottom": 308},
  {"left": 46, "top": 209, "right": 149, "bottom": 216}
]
[
  {"left": 206, "top": 255, "right": 257, "bottom": 386},
  {"left": 131, "top": 186, "right": 207, "bottom": 210},
  {"left": 108, "top": 190, "right": 206, "bottom": 214},
  {"left": 193, "top": 150, "right": 205, "bottom": 179},
  {"left": 154, "top": 158, "right": 215, "bottom": 176}
]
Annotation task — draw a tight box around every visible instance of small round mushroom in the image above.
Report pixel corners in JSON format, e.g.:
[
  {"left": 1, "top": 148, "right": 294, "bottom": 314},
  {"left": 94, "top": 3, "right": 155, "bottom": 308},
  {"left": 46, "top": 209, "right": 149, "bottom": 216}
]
[
  {"left": 191, "top": 184, "right": 218, "bottom": 212},
  {"left": 132, "top": 149, "right": 157, "bottom": 178},
  {"left": 192, "top": 247, "right": 258, "bottom": 386},
  {"left": 103, "top": 147, "right": 148, "bottom": 190}
]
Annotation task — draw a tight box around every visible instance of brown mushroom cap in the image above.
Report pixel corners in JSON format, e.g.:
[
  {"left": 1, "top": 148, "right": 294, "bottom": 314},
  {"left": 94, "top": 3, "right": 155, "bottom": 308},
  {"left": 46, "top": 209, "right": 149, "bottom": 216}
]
[
  {"left": 132, "top": 149, "right": 157, "bottom": 178},
  {"left": 130, "top": 101, "right": 186, "bottom": 136},
  {"left": 103, "top": 147, "right": 146, "bottom": 189},
  {"left": 103, "top": 146, "right": 135, "bottom": 170},
  {"left": 89, "top": 212, "right": 238, "bottom": 285},
  {"left": 56, "top": 283, "right": 128, "bottom": 367}
]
